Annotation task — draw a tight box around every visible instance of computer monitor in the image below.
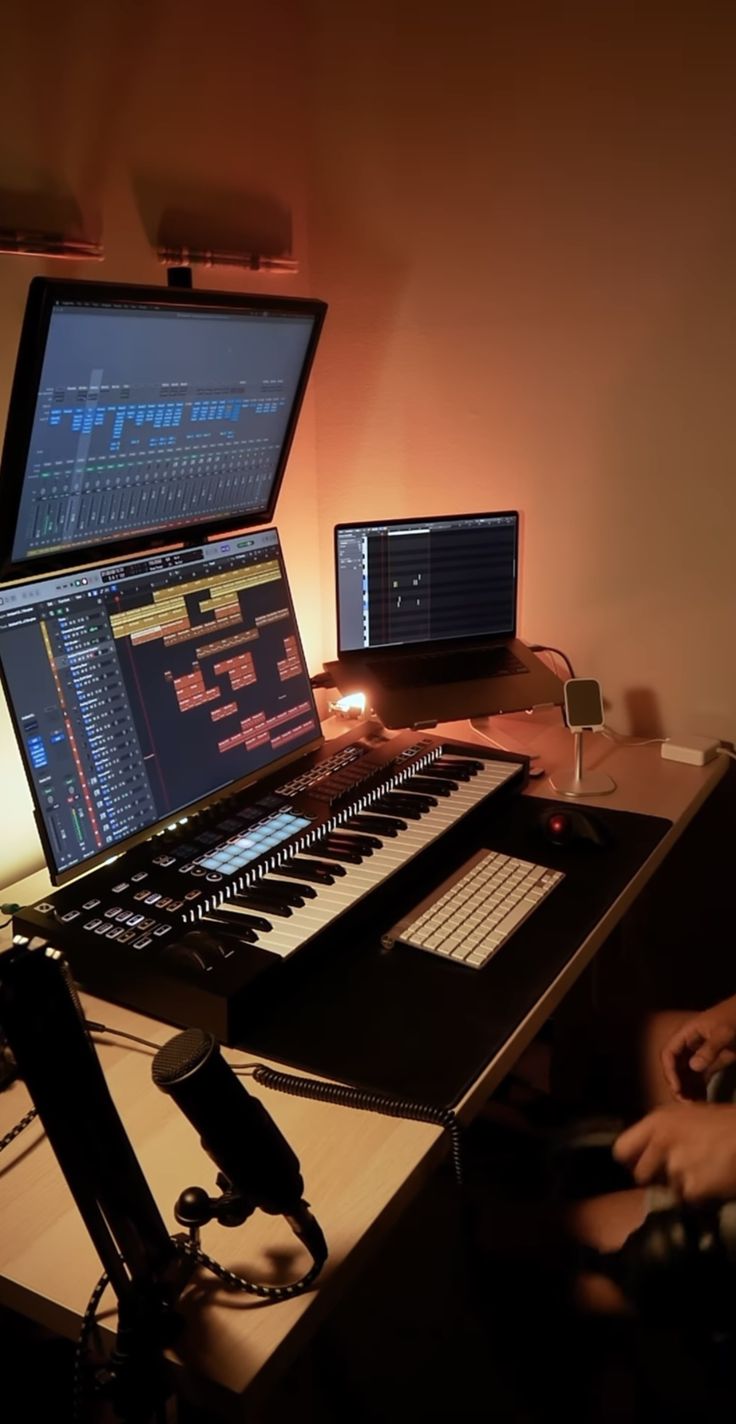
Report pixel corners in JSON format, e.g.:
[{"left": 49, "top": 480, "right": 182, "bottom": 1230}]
[
  {"left": 0, "top": 278, "right": 326, "bottom": 580},
  {"left": 0, "top": 529, "right": 322, "bottom": 882}
]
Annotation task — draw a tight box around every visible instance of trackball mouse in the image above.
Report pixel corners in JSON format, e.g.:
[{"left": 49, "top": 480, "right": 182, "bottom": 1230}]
[{"left": 538, "top": 804, "right": 610, "bottom": 849}]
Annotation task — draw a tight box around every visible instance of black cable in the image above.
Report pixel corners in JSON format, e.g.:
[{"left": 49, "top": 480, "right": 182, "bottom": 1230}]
[
  {"left": 5, "top": 1026, "right": 464, "bottom": 1189},
  {"left": 528, "top": 644, "right": 576, "bottom": 679},
  {"left": 88, "top": 1023, "right": 160, "bottom": 1052},
  {"left": 92, "top": 1024, "right": 465, "bottom": 1183},
  {"left": 73, "top": 1226, "right": 327, "bottom": 1421},
  {"left": 310, "top": 669, "right": 338, "bottom": 690},
  {"left": 73, "top": 1269, "right": 110, "bottom": 1424},
  {"left": 246, "top": 1063, "right": 465, "bottom": 1186},
  {"left": 174, "top": 1232, "right": 325, "bottom": 1299},
  {"left": 0, "top": 1105, "right": 38, "bottom": 1154}
]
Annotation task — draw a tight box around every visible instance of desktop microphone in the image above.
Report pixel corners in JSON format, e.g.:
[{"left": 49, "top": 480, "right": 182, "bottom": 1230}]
[{"left": 152, "top": 1028, "right": 305, "bottom": 1218}]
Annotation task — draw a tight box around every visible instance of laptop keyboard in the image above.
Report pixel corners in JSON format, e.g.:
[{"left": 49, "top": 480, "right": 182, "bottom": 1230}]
[
  {"left": 382, "top": 849, "right": 563, "bottom": 970},
  {"left": 369, "top": 646, "right": 529, "bottom": 689}
]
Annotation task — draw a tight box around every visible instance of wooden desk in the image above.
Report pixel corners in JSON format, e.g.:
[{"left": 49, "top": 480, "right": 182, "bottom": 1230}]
[{"left": 0, "top": 715, "right": 728, "bottom": 1414}]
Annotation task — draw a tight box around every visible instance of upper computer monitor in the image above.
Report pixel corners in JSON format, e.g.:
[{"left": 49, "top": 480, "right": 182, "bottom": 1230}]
[{"left": 0, "top": 278, "right": 327, "bottom": 581}]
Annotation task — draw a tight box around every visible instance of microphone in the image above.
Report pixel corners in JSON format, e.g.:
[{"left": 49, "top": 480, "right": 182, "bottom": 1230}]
[{"left": 152, "top": 1028, "right": 304, "bottom": 1218}]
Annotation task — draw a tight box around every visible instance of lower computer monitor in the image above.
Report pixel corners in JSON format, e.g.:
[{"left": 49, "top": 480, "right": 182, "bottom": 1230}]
[{"left": 0, "top": 528, "right": 322, "bottom": 882}]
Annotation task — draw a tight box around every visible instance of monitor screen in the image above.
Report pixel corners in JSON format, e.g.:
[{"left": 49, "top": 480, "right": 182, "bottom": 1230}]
[
  {"left": 335, "top": 511, "right": 519, "bottom": 653},
  {"left": 0, "top": 529, "right": 321, "bottom": 881},
  {"left": 0, "top": 278, "right": 326, "bottom": 580}
]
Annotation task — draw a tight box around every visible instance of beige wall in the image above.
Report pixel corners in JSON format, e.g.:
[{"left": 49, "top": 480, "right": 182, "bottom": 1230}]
[
  {"left": 1, "top": 0, "right": 735, "bottom": 881},
  {"left": 307, "top": 0, "right": 736, "bottom": 739}
]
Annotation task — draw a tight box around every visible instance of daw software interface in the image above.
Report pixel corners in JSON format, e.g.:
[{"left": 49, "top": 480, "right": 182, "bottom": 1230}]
[
  {"left": 336, "top": 512, "right": 519, "bottom": 652},
  {"left": 0, "top": 280, "right": 325, "bottom": 577},
  {"left": 0, "top": 530, "right": 320, "bottom": 878}
]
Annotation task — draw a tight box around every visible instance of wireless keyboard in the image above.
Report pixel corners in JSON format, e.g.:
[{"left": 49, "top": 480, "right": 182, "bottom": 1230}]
[{"left": 382, "top": 849, "right": 563, "bottom": 969}]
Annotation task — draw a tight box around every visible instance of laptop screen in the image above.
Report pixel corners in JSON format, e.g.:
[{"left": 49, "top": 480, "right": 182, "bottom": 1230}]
[
  {"left": 0, "top": 278, "right": 326, "bottom": 580},
  {"left": 335, "top": 511, "right": 519, "bottom": 654},
  {"left": 0, "top": 529, "right": 321, "bottom": 881}
]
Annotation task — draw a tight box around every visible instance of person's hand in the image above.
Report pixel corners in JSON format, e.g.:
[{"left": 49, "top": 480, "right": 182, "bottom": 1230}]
[
  {"left": 661, "top": 995, "right": 736, "bottom": 1100},
  {"left": 613, "top": 1102, "right": 736, "bottom": 1204}
]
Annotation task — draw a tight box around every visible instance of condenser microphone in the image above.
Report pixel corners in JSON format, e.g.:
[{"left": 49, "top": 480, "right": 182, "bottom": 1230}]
[{"left": 152, "top": 1028, "right": 304, "bottom": 1217}]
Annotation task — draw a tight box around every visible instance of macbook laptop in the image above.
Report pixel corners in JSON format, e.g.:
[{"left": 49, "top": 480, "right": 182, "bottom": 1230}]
[{"left": 325, "top": 511, "right": 564, "bottom": 728}]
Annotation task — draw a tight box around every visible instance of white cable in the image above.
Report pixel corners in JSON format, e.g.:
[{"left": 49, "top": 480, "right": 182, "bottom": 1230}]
[
  {"left": 469, "top": 720, "right": 509, "bottom": 752},
  {"left": 603, "top": 727, "right": 736, "bottom": 759},
  {"left": 601, "top": 725, "right": 668, "bottom": 747},
  {"left": 467, "top": 719, "right": 540, "bottom": 760}
]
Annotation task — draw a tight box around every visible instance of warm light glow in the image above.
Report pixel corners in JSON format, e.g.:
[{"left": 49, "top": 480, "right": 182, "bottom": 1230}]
[{"left": 330, "top": 691, "right": 367, "bottom": 718}]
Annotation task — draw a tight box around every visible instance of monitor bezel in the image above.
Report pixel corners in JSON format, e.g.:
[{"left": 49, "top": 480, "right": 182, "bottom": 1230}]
[
  {"left": 0, "top": 529, "right": 325, "bottom": 885},
  {"left": 0, "top": 277, "right": 327, "bottom": 583},
  {"left": 334, "top": 509, "right": 521, "bottom": 656}
]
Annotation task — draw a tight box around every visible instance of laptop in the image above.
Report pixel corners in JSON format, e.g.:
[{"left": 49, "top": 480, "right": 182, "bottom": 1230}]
[{"left": 325, "top": 511, "right": 564, "bottom": 728}]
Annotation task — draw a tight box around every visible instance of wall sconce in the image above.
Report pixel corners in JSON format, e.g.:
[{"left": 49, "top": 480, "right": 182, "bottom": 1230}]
[
  {"left": 157, "top": 246, "right": 298, "bottom": 275},
  {"left": 0, "top": 231, "right": 103, "bottom": 260}
]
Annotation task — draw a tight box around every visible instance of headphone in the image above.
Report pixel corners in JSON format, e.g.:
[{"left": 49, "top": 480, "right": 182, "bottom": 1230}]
[{"left": 587, "top": 1199, "right": 736, "bottom": 1331}]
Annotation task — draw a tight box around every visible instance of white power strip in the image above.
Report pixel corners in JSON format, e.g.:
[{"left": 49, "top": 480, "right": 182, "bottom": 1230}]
[{"left": 661, "top": 735, "right": 720, "bottom": 766}]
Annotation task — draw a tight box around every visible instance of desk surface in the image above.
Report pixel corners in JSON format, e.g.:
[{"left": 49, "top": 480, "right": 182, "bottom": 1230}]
[{"left": 0, "top": 712, "right": 728, "bottom": 1413}]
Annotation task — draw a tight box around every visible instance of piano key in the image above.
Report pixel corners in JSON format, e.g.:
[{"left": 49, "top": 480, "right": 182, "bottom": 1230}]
[
  {"left": 309, "top": 844, "right": 363, "bottom": 865},
  {"left": 393, "top": 792, "right": 436, "bottom": 811},
  {"left": 342, "top": 814, "right": 405, "bottom": 837},
  {"left": 288, "top": 856, "right": 347, "bottom": 878},
  {"left": 402, "top": 775, "right": 455, "bottom": 797},
  {"left": 253, "top": 877, "right": 314, "bottom": 905},
  {"left": 215, "top": 906, "right": 275, "bottom": 932},
  {"left": 408, "top": 766, "right": 460, "bottom": 784},
  {"left": 232, "top": 892, "right": 295, "bottom": 918},
  {"left": 372, "top": 795, "right": 424, "bottom": 820},
  {"left": 272, "top": 861, "right": 335, "bottom": 885},
  {"left": 434, "top": 757, "right": 485, "bottom": 776},
  {"left": 260, "top": 876, "right": 318, "bottom": 899},
  {"left": 198, "top": 917, "right": 257, "bottom": 945},
  {"left": 318, "top": 834, "right": 376, "bottom": 856},
  {"left": 337, "top": 831, "right": 383, "bottom": 851}
]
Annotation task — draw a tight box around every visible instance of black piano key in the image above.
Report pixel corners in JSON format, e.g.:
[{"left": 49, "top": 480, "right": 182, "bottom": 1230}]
[
  {"left": 403, "top": 774, "right": 456, "bottom": 796},
  {"left": 222, "top": 904, "right": 276, "bottom": 931},
  {"left": 273, "top": 860, "right": 336, "bottom": 885},
  {"left": 291, "top": 857, "right": 347, "bottom": 878},
  {"left": 342, "top": 814, "right": 406, "bottom": 836},
  {"left": 259, "top": 877, "right": 315, "bottom": 903},
  {"left": 324, "top": 833, "right": 379, "bottom": 854},
  {"left": 198, "top": 915, "right": 257, "bottom": 945},
  {"left": 234, "top": 893, "right": 295, "bottom": 917},
  {"left": 435, "top": 757, "right": 484, "bottom": 776},
  {"left": 268, "top": 870, "right": 319, "bottom": 895},
  {"left": 342, "top": 832, "right": 383, "bottom": 850},
  {"left": 415, "top": 768, "right": 461, "bottom": 791},
  {"left": 309, "top": 844, "right": 363, "bottom": 865},
  {"left": 372, "top": 795, "right": 424, "bottom": 820}
]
